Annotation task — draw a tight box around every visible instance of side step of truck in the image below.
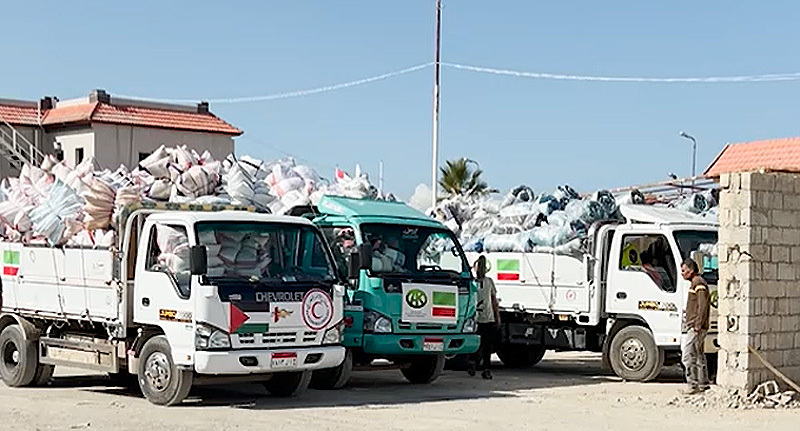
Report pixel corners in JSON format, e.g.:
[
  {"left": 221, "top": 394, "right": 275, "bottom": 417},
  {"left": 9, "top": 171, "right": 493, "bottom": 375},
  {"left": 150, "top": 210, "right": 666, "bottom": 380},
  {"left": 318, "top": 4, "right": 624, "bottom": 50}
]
[{"left": 39, "top": 336, "right": 120, "bottom": 373}]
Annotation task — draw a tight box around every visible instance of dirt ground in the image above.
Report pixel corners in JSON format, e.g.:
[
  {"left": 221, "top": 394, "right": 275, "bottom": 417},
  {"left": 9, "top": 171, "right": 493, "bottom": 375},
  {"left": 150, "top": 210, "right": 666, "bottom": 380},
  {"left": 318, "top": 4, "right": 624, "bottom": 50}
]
[{"left": 1, "top": 351, "right": 797, "bottom": 431}]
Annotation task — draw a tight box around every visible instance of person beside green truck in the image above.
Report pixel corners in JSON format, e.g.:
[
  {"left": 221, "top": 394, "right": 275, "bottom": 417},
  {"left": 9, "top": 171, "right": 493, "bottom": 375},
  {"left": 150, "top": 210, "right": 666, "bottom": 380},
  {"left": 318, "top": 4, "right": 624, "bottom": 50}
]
[{"left": 300, "top": 196, "right": 481, "bottom": 388}]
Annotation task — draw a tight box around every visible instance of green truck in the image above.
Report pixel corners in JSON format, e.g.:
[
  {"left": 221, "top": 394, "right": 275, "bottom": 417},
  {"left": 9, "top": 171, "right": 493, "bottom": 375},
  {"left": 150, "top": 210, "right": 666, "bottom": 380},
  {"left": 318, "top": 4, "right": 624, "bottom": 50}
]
[{"left": 300, "top": 196, "right": 480, "bottom": 388}]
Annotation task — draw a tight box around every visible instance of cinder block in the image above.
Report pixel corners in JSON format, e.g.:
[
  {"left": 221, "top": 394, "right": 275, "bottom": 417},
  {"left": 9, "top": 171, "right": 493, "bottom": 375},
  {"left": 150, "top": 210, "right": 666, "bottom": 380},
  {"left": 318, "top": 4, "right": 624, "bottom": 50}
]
[
  {"left": 790, "top": 300, "right": 800, "bottom": 315},
  {"left": 777, "top": 263, "right": 795, "bottom": 281},
  {"left": 795, "top": 332, "right": 800, "bottom": 348},
  {"left": 781, "top": 315, "right": 800, "bottom": 332},
  {"left": 790, "top": 247, "right": 800, "bottom": 263},
  {"left": 784, "top": 195, "right": 800, "bottom": 210},
  {"left": 777, "top": 333, "right": 795, "bottom": 351},
  {"left": 771, "top": 246, "right": 791, "bottom": 262},
  {"left": 720, "top": 173, "right": 732, "bottom": 189},
  {"left": 772, "top": 210, "right": 796, "bottom": 227},
  {"left": 718, "top": 369, "right": 749, "bottom": 390},
  {"left": 762, "top": 263, "right": 778, "bottom": 280},
  {"left": 786, "top": 350, "right": 800, "bottom": 367},
  {"left": 750, "top": 173, "right": 774, "bottom": 191}
]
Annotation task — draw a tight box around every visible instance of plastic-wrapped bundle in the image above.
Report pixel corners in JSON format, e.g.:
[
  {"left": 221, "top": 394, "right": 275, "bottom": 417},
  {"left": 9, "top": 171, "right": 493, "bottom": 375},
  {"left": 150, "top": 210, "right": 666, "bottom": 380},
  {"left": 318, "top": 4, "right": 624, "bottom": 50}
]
[
  {"left": 500, "top": 185, "right": 535, "bottom": 208},
  {"left": 673, "top": 193, "right": 709, "bottom": 214},
  {"left": 156, "top": 225, "right": 190, "bottom": 273},
  {"left": 29, "top": 179, "right": 85, "bottom": 245},
  {"left": 82, "top": 177, "right": 116, "bottom": 230},
  {"left": 139, "top": 146, "right": 173, "bottom": 178},
  {"left": 483, "top": 231, "right": 533, "bottom": 253}
]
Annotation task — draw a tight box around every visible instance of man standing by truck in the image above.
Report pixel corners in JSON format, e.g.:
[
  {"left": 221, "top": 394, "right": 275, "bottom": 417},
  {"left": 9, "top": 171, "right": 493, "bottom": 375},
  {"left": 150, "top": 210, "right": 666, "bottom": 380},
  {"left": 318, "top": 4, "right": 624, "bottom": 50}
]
[
  {"left": 469, "top": 256, "right": 500, "bottom": 380},
  {"left": 680, "top": 258, "right": 711, "bottom": 394}
]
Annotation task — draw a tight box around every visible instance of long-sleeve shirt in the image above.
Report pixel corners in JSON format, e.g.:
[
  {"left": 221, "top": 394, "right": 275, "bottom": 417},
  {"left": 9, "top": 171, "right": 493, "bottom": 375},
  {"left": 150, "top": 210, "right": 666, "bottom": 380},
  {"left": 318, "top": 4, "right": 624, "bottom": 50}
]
[{"left": 684, "top": 275, "right": 710, "bottom": 332}]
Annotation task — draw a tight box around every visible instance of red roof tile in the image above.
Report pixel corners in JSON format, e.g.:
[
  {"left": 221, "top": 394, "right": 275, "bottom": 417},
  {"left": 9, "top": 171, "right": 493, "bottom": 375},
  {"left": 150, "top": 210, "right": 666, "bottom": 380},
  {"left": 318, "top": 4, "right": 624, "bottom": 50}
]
[
  {"left": 705, "top": 137, "right": 800, "bottom": 177},
  {"left": 0, "top": 104, "right": 41, "bottom": 126},
  {"left": 92, "top": 103, "right": 242, "bottom": 135},
  {"left": 41, "top": 102, "right": 98, "bottom": 126}
]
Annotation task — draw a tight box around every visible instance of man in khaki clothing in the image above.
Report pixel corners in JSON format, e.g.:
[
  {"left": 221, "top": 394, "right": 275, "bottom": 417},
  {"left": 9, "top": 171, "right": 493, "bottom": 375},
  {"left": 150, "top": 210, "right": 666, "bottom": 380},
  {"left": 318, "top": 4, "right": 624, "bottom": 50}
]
[{"left": 680, "top": 258, "right": 710, "bottom": 394}]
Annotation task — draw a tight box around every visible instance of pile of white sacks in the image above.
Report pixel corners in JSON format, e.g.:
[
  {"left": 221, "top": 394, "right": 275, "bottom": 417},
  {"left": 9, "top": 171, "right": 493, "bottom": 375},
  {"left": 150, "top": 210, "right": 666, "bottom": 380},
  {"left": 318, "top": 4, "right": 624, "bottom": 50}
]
[
  {"left": 432, "top": 184, "right": 718, "bottom": 255},
  {"left": 0, "top": 145, "right": 387, "bottom": 247}
]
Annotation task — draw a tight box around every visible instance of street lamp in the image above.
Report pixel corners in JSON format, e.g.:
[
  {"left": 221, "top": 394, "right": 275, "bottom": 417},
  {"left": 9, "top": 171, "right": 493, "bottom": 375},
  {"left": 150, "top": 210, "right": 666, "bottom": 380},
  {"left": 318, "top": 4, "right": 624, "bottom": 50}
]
[{"left": 679, "top": 131, "right": 697, "bottom": 187}]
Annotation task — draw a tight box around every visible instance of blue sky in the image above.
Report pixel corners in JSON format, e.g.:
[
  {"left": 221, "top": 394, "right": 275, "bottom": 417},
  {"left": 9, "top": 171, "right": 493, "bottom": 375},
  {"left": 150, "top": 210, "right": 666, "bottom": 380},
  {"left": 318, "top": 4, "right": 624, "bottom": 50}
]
[{"left": 3, "top": 1, "right": 800, "bottom": 199}]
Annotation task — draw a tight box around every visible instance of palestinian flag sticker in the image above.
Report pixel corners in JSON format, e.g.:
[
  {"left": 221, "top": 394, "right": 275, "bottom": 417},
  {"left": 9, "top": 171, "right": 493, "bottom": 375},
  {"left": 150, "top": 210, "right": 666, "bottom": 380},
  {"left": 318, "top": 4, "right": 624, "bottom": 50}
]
[
  {"left": 3, "top": 250, "right": 19, "bottom": 276},
  {"left": 496, "top": 258, "right": 520, "bottom": 281},
  {"left": 431, "top": 291, "right": 456, "bottom": 318}
]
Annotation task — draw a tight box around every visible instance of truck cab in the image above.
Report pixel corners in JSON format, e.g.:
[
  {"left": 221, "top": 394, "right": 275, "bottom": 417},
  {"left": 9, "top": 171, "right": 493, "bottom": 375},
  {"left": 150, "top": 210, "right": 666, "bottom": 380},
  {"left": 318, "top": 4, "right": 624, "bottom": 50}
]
[
  {"left": 1, "top": 204, "right": 346, "bottom": 405},
  {"left": 306, "top": 196, "right": 480, "bottom": 387},
  {"left": 466, "top": 204, "right": 719, "bottom": 382}
]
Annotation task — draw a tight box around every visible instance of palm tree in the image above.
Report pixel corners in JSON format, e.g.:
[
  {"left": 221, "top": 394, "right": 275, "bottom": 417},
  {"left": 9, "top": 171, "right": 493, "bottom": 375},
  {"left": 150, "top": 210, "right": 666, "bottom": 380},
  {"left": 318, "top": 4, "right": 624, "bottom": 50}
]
[{"left": 438, "top": 158, "right": 497, "bottom": 198}]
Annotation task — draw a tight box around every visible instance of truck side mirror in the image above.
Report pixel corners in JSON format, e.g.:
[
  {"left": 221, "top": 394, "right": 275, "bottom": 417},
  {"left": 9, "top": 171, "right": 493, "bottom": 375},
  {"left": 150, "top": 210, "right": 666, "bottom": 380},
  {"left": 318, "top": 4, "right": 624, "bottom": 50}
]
[
  {"left": 348, "top": 251, "right": 361, "bottom": 281},
  {"left": 358, "top": 243, "right": 372, "bottom": 270},
  {"left": 190, "top": 245, "right": 208, "bottom": 275}
]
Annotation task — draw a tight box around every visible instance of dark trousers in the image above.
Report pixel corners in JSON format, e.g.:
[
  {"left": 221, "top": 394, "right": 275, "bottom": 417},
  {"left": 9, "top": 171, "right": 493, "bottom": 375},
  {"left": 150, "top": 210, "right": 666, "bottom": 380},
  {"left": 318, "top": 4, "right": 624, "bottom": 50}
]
[{"left": 472, "top": 323, "right": 496, "bottom": 370}]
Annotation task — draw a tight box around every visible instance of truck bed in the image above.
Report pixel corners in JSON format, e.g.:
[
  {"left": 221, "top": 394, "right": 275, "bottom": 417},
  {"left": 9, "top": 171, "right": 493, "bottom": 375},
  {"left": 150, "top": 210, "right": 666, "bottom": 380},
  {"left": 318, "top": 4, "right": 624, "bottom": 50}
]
[
  {"left": 465, "top": 251, "right": 591, "bottom": 316},
  {"left": 1, "top": 242, "right": 119, "bottom": 323}
]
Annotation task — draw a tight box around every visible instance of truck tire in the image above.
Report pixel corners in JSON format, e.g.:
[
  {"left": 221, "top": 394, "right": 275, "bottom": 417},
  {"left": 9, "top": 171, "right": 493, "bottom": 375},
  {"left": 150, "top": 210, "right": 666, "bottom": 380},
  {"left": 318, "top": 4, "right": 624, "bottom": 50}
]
[
  {"left": 400, "top": 354, "right": 445, "bottom": 384},
  {"left": 608, "top": 326, "right": 663, "bottom": 382},
  {"left": 33, "top": 364, "right": 55, "bottom": 386},
  {"left": 0, "top": 325, "right": 38, "bottom": 387},
  {"left": 497, "top": 344, "right": 546, "bottom": 368},
  {"left": 137, "top": 336, "right": 193, "bottom": 406},
  {"left": 310, "top": 349, "right": 352, "bottom": 390},
  {"left": 264, "top": 370, "right": 312, "bottom": 397}
]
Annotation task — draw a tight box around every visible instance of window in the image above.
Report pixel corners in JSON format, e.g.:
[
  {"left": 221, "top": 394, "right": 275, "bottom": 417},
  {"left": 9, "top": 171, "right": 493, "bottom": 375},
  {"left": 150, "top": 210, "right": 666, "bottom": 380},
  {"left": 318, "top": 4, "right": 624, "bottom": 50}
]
[
  {"left": 75, "top": 147, "right": 84, "bottom": 165},
  {"left": 195, "top": 221, "right": 335, "bottom": 282},
  {"left": 619, "top": 234, "right": 677, "bottom": 292},
  {"left": 146, "top": 224, "right": 191, "bottom": 298},
  {"left": 674, "top": 230, "right": 718, "bottom": 285},
  {"left": 360, "top": 223, "right": 470, "bottom": 277},
  {"left": 322, "top": 226, "right": 357, "bottom": 280}
]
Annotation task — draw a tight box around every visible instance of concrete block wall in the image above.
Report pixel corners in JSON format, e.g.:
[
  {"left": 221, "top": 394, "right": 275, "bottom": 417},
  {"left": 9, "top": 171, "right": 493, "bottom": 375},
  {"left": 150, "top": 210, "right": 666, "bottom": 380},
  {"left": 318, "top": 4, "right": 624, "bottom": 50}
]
[{"left": 717, "top": 171, "right": 800, "bottom": 392}]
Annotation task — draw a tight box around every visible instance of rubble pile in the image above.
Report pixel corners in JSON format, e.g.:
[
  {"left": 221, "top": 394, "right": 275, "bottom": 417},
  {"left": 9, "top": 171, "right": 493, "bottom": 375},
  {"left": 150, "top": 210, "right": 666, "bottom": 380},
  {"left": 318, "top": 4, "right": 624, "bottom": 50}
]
[
  {"left": 668, "top": 381, "right": 800, "bottom": 410},
  {"left": 0, "top": 145, "right": 386, "bottom": 247},
  {"left": 431, "top": 184, "right": 718, "bottom": 255}
]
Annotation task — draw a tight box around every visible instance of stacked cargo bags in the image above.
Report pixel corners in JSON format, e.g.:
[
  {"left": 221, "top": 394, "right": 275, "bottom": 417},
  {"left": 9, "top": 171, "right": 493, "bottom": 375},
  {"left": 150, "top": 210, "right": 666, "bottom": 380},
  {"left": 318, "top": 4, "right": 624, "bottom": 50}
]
[
  {"left": 0, "top": 145, "right": 386, "bottom": 247},
  {"left": 434, "top": 184, "right": 718, "bottom": 256}
]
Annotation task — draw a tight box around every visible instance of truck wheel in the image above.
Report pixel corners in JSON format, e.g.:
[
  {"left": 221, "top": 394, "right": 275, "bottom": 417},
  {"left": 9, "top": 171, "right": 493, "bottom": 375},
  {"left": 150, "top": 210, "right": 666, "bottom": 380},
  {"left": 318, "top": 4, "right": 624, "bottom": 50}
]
[
  {"left": 497, "top": 345, "right": 546, "bottom": 368},
  {"left": 400, "top": 354, "right": 445, "bottom": 384},
  {"left": 0, "top": 325, "right": 38, "bottom": 387},
  {"left": 137, "top": 336, "right": 193, "bottom": 406},
  {"left": 310, "top": 349, "right": 352, "bottom": 390},
  {"left": 264, "top": 371, "right": 312, "bottom": 397},
  {"left": 33, "top": 364, "right": 55, "bottom": 386},
  {"left": 609, "top": 326, "right": 663, "bottom": 382}
]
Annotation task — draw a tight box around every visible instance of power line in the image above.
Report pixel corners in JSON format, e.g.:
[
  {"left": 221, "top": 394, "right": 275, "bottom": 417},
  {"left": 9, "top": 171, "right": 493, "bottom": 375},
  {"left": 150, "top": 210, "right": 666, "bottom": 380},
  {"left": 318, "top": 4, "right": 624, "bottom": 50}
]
[
  {"left": 440, "top": 62, "right": 800, "bottom": 83},
  {"left": 116, "top": 63, "right": 433, "bottom": 104}
]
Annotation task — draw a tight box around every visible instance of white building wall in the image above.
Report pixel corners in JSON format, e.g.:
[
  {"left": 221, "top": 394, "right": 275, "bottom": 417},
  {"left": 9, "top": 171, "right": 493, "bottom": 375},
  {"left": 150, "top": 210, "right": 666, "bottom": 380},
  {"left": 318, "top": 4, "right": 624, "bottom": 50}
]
[{"left": 52, "top": 128, "right": 95, "bottom": 168}]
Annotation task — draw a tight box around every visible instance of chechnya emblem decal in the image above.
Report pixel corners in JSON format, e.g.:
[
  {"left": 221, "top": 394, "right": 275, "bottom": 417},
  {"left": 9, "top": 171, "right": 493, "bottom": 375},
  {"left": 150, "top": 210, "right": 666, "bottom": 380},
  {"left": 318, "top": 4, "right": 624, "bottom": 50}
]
[{"left": 405, "top": 289, "right": 428, "bottom": 309}]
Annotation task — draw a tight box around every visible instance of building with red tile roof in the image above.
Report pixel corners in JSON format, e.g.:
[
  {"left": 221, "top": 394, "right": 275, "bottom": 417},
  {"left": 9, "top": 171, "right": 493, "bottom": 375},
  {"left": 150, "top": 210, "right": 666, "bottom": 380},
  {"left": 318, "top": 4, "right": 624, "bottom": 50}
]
[
  {"left": 0, "top": 90, "right": 242, "bottom": 176},
  {"left": 704, "top": 137, "right": 800, "bottom": 177}
]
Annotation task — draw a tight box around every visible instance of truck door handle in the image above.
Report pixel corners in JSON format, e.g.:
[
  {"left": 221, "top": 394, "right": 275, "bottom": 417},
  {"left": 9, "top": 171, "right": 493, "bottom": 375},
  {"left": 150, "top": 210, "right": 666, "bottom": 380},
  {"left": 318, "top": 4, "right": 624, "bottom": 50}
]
[
  {"left": 616, "top": 292, "right": 627, "bottom": 300},
  {"left": 142, "top": 297, "right": 150, "bottom": 307}
]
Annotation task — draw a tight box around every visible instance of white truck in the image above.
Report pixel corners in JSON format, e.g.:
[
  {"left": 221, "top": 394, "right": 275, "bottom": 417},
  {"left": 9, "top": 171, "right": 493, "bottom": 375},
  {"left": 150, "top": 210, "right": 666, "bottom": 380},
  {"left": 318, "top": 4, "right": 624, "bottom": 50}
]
[
  {"left": 0, "top": 202, "right": 345, "bottom": 405},
  {"left": 466, "top": 204, "right": 719, "bottom": 381}
]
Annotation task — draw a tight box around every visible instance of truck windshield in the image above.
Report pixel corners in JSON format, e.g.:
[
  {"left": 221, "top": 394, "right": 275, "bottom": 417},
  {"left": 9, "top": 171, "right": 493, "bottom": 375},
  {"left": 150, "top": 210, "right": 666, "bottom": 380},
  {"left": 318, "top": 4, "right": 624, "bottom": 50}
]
[
  {"left": 360, "top": 223, "right": 470, "bottom": 277},
  {"left": 673, "top": 230, "right": 718, "bottom": 285},
  {"left": 196, "top": 222, "right": 335, "bottom": 283}
]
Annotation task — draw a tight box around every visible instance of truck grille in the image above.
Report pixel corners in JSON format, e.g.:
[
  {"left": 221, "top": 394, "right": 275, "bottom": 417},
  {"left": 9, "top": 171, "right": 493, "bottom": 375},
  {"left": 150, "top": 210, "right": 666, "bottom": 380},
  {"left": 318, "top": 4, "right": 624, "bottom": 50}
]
[
  {"left": 234, "top": 330, "right": 319, "bottom": 347},
  {"left": 397, "top": 322, "right": 458, "bottom": 331}
]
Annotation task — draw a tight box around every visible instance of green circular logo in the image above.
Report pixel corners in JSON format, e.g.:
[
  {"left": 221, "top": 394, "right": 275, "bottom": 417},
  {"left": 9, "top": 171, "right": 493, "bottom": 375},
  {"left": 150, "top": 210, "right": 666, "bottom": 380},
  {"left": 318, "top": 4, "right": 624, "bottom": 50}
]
[
  {"left": 405, "top": 289, "right": 427, "bottom": 309},
  {"left": 709, "top": 290, "right": 719, "bottom": 309}
]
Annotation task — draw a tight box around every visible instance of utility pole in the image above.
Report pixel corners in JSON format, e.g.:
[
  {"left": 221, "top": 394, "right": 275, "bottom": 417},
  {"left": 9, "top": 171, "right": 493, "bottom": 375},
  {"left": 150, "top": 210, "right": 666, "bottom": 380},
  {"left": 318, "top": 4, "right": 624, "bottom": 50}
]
[{"left": 430, "top": 0, "right": 442, "bottom": 209}]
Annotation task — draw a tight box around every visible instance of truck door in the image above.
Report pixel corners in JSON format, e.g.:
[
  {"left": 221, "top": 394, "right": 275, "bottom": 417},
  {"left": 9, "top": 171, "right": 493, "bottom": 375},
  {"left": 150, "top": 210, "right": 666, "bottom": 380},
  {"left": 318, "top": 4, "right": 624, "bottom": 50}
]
[
  {"left": 605, "top": 232, "right": 682, "bottom": 346},
  {"left": 134, "top": 222, "right": 194, "bottom": 365},
  {"left": 319, "top": 225, "right": 363, "bottom": 347}
]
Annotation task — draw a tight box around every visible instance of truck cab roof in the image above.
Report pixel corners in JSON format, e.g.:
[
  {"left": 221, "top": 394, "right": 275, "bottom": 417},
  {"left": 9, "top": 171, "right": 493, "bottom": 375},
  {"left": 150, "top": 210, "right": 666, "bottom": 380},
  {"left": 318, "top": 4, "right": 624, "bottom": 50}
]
[
  {"left": 315, "top": 195, "right": 443, "bottom": 228},
  {"left": 618, "top": 204, "right": 718, "bottom": 227},
  {"left": 146, "top": 210, "right": 314, "bottom": 226}
]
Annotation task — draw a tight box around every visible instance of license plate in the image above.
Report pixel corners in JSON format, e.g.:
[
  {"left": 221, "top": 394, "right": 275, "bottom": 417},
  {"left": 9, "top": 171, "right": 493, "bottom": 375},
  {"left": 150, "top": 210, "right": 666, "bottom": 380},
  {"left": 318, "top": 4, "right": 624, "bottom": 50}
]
[
  {"left": 422, "top": 339, "right": 444, "bottom": 352},
  {"left": 271, "top": 353, "right": 297, "bottom": 369}
]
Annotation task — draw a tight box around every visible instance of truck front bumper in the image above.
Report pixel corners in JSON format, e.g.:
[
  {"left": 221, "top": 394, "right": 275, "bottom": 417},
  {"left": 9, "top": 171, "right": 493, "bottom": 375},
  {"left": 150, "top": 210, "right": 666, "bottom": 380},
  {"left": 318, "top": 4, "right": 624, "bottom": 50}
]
[
  {"left": 361, "top": 333, "right": 480, "bottom": 356},
  {"left": 194, "top": 346, "right": 345, "bottom": 375}
]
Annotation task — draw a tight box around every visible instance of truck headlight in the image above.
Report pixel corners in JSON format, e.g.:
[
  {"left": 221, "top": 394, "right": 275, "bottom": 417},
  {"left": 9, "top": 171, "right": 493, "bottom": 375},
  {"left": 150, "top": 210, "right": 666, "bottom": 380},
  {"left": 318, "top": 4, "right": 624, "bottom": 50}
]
[
  {"left": 463, "top": 317, "right": 477, "bottom": 333},
  {"left": 364, "top": 310, "right": 392, "bottom": 334},
  {"left": 195, "top": 323, "right": 231, "bottom": 350},
  {"left": 323, "top": 321, "right": 344, "bottom": 345}
]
